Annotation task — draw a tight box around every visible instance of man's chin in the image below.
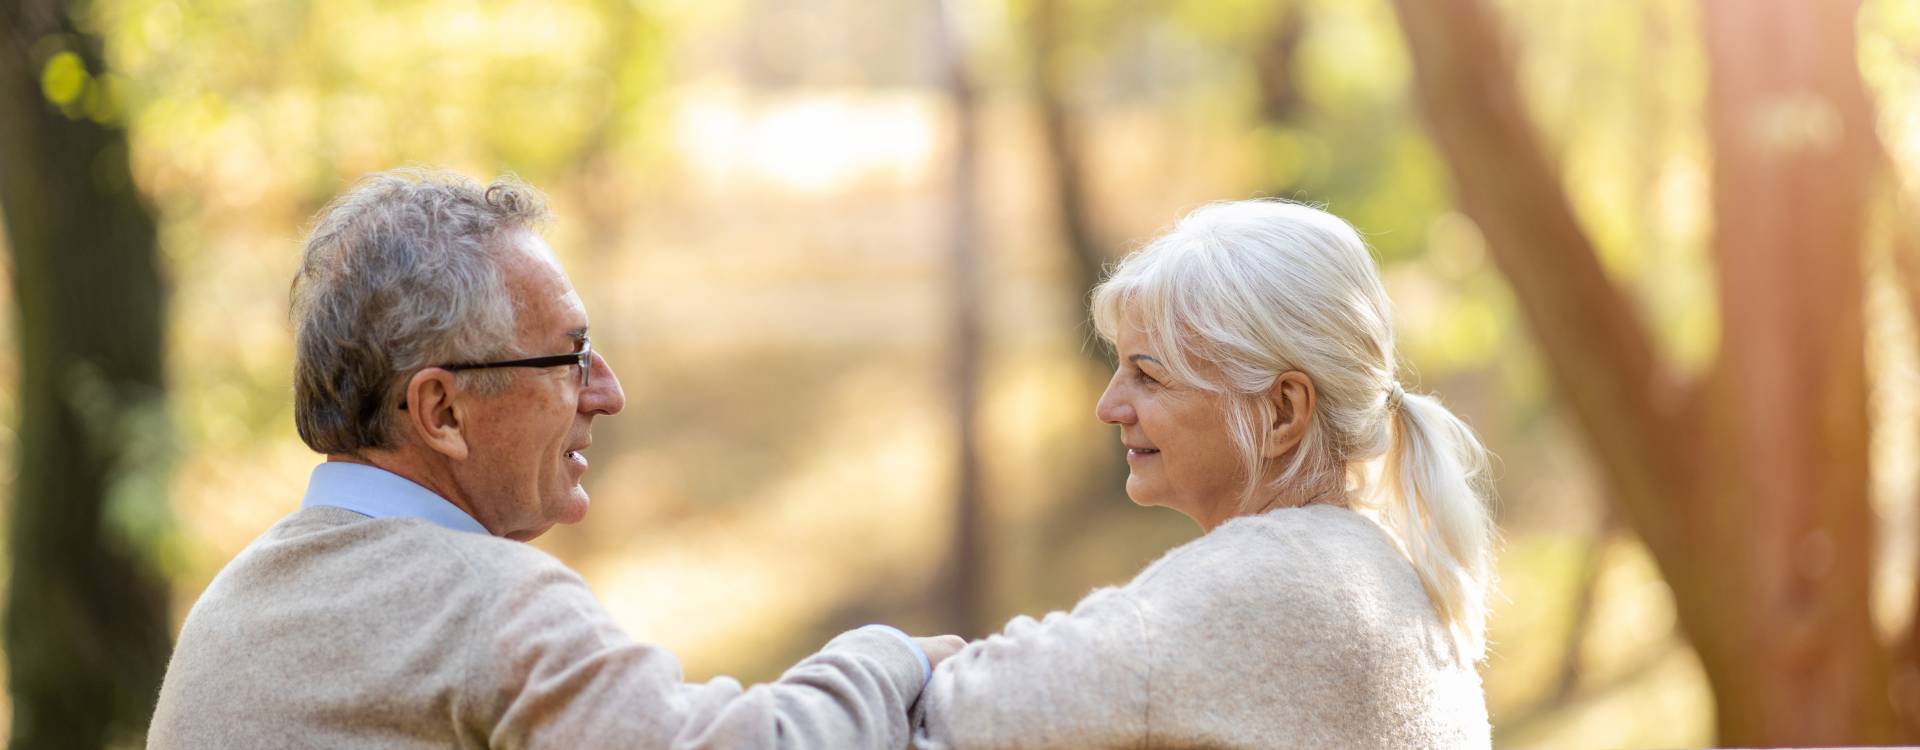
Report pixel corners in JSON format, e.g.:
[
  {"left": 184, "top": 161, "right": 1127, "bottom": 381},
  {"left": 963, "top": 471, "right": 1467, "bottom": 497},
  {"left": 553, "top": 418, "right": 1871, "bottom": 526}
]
[
  {"left": 505, "top": 525, "right": 553, "bottom": 542},
  {"left": 556, "top": 489, "right": 592, "bottom": 524}
]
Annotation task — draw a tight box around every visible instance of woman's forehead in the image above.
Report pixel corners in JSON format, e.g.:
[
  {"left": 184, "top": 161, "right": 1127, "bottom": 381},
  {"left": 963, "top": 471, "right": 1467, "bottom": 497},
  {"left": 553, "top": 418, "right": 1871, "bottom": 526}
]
[
  {"left": 1112, "top": 312, "right": 1173, "bottom": 350},
  {"left": 1110, "top": 318, "right": 1153, "bottom": 351}
]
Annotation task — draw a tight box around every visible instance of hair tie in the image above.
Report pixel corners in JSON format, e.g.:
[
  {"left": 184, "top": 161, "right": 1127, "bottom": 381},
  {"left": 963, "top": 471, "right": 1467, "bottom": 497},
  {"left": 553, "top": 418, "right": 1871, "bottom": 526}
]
[{"left": 1386, "top": 381, "right": 1406, "bottom": 413}]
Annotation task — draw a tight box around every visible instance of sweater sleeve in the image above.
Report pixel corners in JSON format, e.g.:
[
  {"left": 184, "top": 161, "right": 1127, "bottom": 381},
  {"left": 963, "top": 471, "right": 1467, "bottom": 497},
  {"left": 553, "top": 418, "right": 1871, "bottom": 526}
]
[
  {"left": 472, "top": 556, "right": 925, "bottom": 749},
  {"left": 912, "top": 587, "right": 1151, "bottom": 750}
]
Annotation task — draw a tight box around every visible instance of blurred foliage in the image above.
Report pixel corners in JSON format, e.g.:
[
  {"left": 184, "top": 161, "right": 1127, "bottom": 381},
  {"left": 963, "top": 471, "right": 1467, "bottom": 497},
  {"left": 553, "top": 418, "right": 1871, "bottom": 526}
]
[{"left": 0, "top": 0, "right": 1916, "bottom": 746}]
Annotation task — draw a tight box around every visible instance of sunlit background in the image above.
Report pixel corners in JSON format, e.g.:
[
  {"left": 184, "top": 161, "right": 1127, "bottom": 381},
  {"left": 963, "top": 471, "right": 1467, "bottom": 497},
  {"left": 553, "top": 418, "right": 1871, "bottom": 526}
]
[{"left": 3, "top": 0, "right": 1920, "bottom": 747}]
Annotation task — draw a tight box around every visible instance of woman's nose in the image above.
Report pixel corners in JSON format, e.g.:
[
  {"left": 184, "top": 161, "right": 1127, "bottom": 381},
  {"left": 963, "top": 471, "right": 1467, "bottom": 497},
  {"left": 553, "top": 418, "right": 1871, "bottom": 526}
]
[{"left": 1095, "top": 379, "right": 1134, "bottom": 425}]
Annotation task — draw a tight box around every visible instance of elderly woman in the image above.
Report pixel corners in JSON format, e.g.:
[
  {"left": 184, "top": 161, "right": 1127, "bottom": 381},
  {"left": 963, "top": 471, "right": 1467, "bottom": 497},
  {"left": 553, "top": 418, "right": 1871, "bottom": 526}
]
[{"left": 913, "top": 200, "right": 1494, "bottom": 749}]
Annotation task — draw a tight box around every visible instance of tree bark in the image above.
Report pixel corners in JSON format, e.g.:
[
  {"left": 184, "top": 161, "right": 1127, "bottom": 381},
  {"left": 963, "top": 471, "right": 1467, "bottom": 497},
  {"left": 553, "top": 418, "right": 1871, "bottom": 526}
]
[
  {"left": 0, "top": 1, "right": 174, "bottom": 747},
  {"left": 1390, "top": 0, "right": 1894, "bottom": 743}
]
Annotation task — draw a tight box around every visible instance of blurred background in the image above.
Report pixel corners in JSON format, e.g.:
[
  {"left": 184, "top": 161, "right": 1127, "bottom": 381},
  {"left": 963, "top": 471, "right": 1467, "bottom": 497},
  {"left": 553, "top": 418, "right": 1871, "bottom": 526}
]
[{"left": 2, "top": 0, "right": 1918, "bottom": 747}]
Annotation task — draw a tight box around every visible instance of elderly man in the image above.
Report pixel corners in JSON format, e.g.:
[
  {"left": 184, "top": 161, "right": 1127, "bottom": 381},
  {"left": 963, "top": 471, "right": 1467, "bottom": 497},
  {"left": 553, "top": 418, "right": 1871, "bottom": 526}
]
[{"left": 149, "top": 169, "right": 961, "bottom": 748}]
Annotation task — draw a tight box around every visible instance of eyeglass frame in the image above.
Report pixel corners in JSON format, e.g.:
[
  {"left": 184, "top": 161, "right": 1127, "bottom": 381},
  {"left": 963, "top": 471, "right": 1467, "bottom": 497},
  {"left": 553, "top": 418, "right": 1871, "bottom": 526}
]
[{"left": 398, "top": 337, "right": 592, "bottom": 411}]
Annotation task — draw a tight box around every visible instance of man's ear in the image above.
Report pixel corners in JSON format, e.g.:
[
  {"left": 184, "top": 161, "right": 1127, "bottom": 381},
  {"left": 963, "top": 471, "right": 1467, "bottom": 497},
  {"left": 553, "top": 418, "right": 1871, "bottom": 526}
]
[
  {"left": 401, "top": 368, "right": 469, "bottom": 461},
  {"left": 1262, "top": 370, "right": 1317, "bottom": 459}
]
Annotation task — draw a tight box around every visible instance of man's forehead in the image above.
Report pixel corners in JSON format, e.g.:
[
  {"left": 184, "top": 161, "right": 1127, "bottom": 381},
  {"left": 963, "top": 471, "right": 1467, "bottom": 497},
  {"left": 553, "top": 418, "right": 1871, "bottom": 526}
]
[
  {"left": 499, "top": 233, "right": 588, "bottom": 338},
  {"left": 501, "top": 232, "right": 564, "bottom": 276},
  {"left": 557, "top": 290, "right": 588, "bottom": 330},
  {"left": 497, "top": 231, "right": 567, "bottom": 284}
]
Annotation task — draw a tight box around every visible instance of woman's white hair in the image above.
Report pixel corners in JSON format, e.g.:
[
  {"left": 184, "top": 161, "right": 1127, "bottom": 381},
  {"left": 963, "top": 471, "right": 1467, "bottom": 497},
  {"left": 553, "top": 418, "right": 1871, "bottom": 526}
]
[{"left": 1091, "top": 199, "right": 1496, "bottom": 662}]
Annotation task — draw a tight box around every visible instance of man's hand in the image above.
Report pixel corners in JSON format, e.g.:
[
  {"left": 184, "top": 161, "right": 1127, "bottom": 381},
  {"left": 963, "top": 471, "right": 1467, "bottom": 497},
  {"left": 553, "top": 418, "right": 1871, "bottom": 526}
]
[{"left": 913, "top": 635, "right": 967, "bottom": 669}]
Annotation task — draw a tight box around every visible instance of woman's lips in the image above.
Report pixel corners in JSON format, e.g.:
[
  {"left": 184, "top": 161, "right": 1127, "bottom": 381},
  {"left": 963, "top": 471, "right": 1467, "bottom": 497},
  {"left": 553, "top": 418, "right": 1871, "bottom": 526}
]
[{"left": 1126, "top": 448, "right": 1159, "bottom": 462}]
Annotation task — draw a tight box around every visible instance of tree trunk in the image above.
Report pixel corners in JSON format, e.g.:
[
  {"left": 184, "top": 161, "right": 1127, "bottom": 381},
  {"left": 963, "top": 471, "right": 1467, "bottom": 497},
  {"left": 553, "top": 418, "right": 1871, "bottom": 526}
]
[
  {"left": 934, "top": 0, "right": 988, "bottom": 637},
  {"left": 1688, "top": 0, "right": 1886, "bottom": 742},
  {"left": 1252, "top": 1, "right": 1308, "bottom": 199},
  {"left": 1389, "top": 0, "right": 1895, "bottom": 743},
  {"left": 1022, "top": 0, "right": 1138, "bottom": 561},
  {"left": 1027, "top": 0, "right": 1110, "bottom": 349},
  {"left": 0, "top": 1, "right": 174, "bottom": 746}
]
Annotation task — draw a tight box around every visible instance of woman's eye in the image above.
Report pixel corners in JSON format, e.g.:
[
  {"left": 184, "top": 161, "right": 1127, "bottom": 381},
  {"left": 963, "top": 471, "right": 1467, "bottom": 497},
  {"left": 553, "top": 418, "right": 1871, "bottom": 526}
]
[{"left": 1136, "top": 370, "right": 1162, "bottom": 387}]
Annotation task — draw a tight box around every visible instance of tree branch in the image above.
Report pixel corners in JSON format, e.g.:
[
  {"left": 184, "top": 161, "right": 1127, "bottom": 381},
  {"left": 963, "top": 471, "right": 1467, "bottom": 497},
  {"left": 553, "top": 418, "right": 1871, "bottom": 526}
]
[
  {"left": 1550, "top": 513, "right": 1618, "bottom": 703},
  {"left": 1386, "top": 0, "right": 1691, "bottom": 556},
  {"left": 1493, "top": 635, "right": 1686, "bottom": 745}
]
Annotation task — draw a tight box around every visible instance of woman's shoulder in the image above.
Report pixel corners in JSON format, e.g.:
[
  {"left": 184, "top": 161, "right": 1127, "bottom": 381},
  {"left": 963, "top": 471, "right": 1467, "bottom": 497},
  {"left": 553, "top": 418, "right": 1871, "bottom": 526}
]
[
  {"left": 1124, "top": 504, "right": 1437, "bottom": 632},
  {"left": 1136, "top": 504, "right": 1405, "bottom": 582},
  {"left": 1111, "top": 504, "right": 1477, "bottom": 744}
]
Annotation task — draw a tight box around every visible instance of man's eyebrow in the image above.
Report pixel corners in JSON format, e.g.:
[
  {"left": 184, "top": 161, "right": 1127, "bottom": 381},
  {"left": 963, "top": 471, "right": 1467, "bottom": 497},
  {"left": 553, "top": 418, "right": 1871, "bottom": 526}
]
[{"left": 566, "top": 327, "right": 589, "bottom": 343}]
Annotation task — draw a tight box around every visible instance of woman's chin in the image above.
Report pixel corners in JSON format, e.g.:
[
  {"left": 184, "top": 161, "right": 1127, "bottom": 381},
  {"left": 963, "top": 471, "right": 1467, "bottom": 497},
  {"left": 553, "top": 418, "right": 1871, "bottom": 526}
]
[{"left": 1122, "top": 477, "right": 1159, "bottom": 508}]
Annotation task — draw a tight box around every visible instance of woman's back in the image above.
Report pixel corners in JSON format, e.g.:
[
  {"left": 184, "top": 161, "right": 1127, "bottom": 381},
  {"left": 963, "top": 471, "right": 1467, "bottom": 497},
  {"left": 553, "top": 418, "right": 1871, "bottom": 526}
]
[{"left": 913, "top": 504, "right": 1490, "bottom": 749}]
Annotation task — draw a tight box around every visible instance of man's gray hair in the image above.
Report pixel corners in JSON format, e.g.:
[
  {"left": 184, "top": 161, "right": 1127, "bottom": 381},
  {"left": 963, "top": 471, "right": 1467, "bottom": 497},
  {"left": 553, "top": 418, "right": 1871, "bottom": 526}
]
[{"left": 291, "top": 168, "right": 551, "bottom": 454}]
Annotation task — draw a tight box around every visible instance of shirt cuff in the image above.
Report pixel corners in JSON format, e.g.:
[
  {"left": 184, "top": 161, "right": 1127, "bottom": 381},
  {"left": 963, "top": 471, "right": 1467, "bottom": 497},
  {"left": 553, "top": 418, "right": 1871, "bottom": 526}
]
[{"left": 860, "top": 624, "right": 932, "bottom": 689}]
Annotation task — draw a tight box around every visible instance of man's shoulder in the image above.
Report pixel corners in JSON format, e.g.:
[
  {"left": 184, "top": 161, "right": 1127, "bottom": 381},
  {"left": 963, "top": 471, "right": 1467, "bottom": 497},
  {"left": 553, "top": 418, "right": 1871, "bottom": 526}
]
[
  {"left": 154, "top": 508, "right": 595, "bottom": 745},
  {"left": 168, "top": 504, "right": 597, "bottom": 681},
  {"left": 195, "top": 506, "right": 576, "bottom": 614}
]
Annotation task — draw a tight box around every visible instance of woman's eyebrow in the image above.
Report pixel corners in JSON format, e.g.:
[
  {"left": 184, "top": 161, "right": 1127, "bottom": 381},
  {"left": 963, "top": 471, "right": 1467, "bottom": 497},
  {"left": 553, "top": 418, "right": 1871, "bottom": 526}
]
[{"left": 1129, "top": 354, "right": 1163, "bottom": 367}]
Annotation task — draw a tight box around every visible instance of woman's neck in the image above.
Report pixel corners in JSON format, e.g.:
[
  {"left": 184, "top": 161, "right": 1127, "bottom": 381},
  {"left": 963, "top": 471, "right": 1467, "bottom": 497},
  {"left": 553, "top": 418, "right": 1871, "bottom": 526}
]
[{"left": 1201, "top": 478, "right": 1345, "bottom": 532}]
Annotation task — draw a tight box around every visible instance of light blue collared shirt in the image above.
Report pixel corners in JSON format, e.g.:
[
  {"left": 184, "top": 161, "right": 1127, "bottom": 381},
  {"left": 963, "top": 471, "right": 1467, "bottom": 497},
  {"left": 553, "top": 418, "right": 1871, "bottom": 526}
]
[{"left": 300, "top": 462, "right": 490, "bottom": 535}]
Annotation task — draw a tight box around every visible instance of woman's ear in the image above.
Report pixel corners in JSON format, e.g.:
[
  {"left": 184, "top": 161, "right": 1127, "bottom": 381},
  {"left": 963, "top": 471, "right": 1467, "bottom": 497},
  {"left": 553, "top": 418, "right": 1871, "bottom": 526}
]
[
  {"left": 1262, "top": 371, "right": 1316, "bottom": 459},
  {"left": 402, "top": 368, "right": 470, "bottom": 461}
]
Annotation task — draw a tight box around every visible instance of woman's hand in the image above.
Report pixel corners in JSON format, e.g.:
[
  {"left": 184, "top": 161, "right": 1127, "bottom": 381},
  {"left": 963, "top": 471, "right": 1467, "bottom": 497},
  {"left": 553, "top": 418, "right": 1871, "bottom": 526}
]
[{"left": 914, "top": 635, "right": 967, "bottom": 669}]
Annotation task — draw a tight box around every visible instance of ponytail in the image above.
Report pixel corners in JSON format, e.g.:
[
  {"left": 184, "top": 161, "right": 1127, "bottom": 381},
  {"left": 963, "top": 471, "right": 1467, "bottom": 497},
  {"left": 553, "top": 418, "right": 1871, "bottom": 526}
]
[{"left": 1377, "top": 386, "right": 1495, "bottom": 663}]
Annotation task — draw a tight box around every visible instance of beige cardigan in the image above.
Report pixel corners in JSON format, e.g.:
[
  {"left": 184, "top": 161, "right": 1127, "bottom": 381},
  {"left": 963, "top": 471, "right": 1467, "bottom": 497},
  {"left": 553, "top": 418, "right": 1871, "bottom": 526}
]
[
  {"left": 913, "top": 504, "right": 1490, "bottom": 749},
  {"left": 149, "top": 506, "right": 925, "bottom": 749}
]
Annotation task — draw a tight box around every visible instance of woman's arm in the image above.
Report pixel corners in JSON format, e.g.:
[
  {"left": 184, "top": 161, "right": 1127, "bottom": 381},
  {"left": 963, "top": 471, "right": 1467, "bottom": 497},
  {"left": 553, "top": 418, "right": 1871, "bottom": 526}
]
[{"left": 913, "top": 587, "right": 1151, "bottom": 750}]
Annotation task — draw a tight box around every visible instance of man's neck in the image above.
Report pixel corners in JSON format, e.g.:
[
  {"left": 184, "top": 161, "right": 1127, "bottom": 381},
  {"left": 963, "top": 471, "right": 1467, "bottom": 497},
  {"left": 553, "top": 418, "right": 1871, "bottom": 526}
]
[{"left": 325, "top": 451, "right": 492, "bottom": 534}]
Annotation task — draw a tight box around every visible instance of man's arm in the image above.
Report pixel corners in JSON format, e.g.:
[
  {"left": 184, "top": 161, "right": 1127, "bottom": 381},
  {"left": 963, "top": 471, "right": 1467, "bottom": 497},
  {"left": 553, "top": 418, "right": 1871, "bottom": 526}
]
[{"left": 470, "top": 559, "right": 942, "bottom": 749}]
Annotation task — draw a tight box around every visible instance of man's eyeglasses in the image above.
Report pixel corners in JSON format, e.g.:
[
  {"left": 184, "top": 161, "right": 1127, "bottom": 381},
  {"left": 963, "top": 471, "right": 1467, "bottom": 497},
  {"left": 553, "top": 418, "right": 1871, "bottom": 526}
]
[
  {"left": 445, "top": 337, "right": 593, "bottom": 388},
  {"left": 399, "top": 338, "right": 592, "bottom": 410}
]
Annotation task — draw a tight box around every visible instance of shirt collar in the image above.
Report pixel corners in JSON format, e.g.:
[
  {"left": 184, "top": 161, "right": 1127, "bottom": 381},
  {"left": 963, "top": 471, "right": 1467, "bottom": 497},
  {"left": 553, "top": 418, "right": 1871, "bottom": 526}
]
[{"left": 299, "top": 462, "right": 491, "bottom": 536}]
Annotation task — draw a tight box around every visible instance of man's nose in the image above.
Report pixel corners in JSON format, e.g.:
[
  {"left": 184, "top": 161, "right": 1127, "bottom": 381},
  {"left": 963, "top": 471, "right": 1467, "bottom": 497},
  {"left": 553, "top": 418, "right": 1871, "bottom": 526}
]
[{"left": 583, "top": 351, "right": 626, "bottom": 416}]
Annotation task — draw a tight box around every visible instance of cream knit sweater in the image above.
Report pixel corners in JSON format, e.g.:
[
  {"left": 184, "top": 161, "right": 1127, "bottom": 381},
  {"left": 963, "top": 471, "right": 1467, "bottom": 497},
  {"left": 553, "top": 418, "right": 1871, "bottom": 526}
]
[
  {"left": 148, "top": 506, "right": 925, "bottom": 749},
  {"left": 913, "top": 504, "right": 1491, "bottom": 749}
]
